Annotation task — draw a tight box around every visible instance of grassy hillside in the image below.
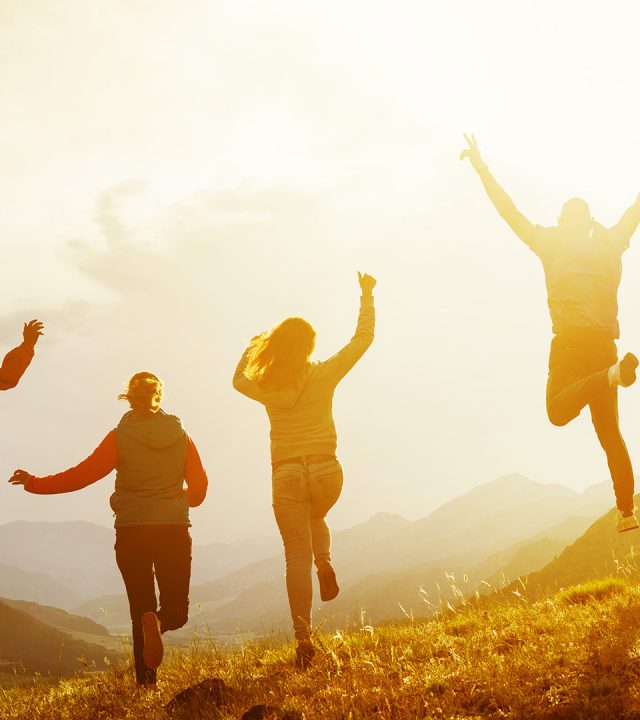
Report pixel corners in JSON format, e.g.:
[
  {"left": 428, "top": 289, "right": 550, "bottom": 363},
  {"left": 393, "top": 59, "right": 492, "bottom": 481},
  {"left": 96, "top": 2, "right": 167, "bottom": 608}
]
[
  {"left": 502, "top": 502, "right": 640, "bottom": 602},
  {"left": 3, "top": 577, "right": 640, "bottom": 718},
  {"left": 0, "top": 600, "right": 121, "bottom": 678}
]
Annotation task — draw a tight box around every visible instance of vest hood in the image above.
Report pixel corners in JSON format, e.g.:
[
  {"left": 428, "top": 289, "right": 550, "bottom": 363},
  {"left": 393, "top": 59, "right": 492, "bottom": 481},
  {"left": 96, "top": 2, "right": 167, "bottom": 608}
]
[{"left": 117, "top": 409, "right": 186, "bottom": 450}]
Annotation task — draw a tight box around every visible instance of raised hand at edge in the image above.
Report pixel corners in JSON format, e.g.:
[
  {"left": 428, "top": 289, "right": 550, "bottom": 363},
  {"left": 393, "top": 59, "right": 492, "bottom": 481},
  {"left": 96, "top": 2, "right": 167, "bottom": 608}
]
[
  {"left": 23, "top": 320, "right": 44, "bottom": 348},
  {"left": 459, "top": 133, "right": 487, "bottom": 171}
]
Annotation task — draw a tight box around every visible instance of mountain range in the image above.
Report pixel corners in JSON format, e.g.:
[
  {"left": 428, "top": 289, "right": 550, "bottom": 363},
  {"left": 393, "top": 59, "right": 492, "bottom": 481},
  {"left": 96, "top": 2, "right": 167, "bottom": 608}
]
[
  {"left": 0, "top": 473, "right": 622, "bottom": 677},
  {"left": 68, "top": 474, "right": 614, "bottom": 637},
  {"left": 0, "top": 598, "right": 120, "bottom": 679}
]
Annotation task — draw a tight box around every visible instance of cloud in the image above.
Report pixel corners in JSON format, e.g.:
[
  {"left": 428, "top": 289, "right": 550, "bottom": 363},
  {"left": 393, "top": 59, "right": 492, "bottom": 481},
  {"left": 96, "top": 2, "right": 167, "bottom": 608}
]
[
  {"left": 68, "top": 182, "right": 332, "bottom": 307},
  {"left": 0, "top": 303, "right": 90, "bottom": 345}
]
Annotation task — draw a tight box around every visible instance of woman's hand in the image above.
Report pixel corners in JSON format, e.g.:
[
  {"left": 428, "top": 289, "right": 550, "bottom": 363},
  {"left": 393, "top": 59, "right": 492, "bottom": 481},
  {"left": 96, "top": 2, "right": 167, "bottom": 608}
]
[
  {"left": 358, "top": 272, "right": 377, "bottom": 296},
  {"left": 9, "top": 469, "right": 33, "bottom": 487}
]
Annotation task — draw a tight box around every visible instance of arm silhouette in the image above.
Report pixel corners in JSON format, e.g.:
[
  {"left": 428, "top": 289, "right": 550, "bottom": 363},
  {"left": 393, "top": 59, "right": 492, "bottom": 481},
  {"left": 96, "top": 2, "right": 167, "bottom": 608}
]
[
  {"left": 10, "top": 432, "right": 118, "bottom": 493},
  {"left": 184, "top": 437, "right": 208, "bottom": 507},
  {"left": 611, "top": 193, "right": 640, "bottom": 251},
  {"left": 0, "top": 320, "right": 44, "bottom": 391},
  {"left": 460, "top": 134, "right": 536, "bottom": 247},
  {"left": 319, "top": 272, "right": 376, "bottom": 383},
  {"left": 232, "top": 342, "right": 263, "bottom": 401},
  {"left": 9, "top": 431, "right": 208, "bottom": 505}
]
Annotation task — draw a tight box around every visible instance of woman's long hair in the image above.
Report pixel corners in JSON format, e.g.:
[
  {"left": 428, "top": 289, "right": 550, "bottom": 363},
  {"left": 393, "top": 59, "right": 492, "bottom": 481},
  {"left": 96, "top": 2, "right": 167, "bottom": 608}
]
[
  {"left": 246, "top": 317, "right": 316, "bottom": 390},
  {"left": 118, "top": 371, "right": 163, "bottom": 412}
]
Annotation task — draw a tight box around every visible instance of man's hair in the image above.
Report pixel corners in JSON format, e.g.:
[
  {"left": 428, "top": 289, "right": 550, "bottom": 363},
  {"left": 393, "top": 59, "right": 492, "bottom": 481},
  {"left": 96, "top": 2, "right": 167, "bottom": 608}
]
[{"left": 559, "top": 197, "right": 591, "bottom": 225}]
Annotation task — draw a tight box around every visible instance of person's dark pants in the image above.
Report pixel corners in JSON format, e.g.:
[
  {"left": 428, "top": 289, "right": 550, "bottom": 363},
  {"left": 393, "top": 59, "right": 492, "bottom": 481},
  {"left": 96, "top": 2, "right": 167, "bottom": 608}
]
[
  {"left": 546, "top": 328, "right": 634, "bottom": 514},
  {"left": 115, "top": 525, "right": 192, "bottom": 685}
]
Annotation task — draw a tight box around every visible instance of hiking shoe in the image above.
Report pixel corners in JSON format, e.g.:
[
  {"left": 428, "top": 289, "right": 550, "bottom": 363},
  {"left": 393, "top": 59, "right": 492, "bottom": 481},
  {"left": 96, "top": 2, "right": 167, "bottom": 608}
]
[
  {"left": 617, "top": 510, "right": 639, "bottom": 533},
  {"left": 620, "top": 353, "right": 639, "bottom": 387},
  {"left": 317, "top": 563, "right": 339, "bottom": 602},
  {"left": 141, "top": 611, "right": 164, "bottom": 669},
  {"left": 295, "top": 641, "right": 315, "bottom": 670},
  {"left": 609, "top": 353, "right": 639, "bottom": 388}
]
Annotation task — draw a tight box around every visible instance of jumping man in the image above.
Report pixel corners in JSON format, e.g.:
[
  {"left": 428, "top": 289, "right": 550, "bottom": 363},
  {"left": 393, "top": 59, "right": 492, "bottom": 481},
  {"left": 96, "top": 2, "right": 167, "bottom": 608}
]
[{"left": 461, "top": 134, "right": 640, "bottom": 533}]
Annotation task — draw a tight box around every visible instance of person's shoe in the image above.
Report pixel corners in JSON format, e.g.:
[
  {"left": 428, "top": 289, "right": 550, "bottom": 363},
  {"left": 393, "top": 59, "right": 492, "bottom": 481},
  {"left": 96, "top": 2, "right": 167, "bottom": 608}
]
[
  {"left": 617, "top": 510, "right": 640, "bottom": 533},
  {"left": 609, "top": 353, "right": 639, "bottom": 388},
  {"left": 295, "top": 640, "right": 315, "bottom": 670},
  {"left": 317, "top": 562, "right": 339, "bottom": 602},
  {"left": 141, "top": 611, "right": 164, "bottom": 669},
  {"left": 139, "top": 683, "right": 158, "bottom": 692}
]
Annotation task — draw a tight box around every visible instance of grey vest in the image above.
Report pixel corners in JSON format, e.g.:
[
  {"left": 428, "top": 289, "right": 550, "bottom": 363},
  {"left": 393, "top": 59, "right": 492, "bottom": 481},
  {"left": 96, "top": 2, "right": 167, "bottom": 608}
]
[{"left": 110, "top": 410, "right": 189, "bottom": 527}]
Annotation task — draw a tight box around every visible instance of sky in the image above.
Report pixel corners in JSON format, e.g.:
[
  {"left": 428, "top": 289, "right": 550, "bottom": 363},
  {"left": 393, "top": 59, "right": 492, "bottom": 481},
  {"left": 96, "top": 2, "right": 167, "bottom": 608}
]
[{"left": 2, "top": 0, "right": 640, "bottom": 543}]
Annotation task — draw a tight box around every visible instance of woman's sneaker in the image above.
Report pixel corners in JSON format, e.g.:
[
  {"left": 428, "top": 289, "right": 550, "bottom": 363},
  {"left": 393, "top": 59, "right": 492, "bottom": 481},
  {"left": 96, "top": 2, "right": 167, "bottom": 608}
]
[
  {"left": 617, "top": 510, "right": 639, "bottom": 533},
  {"left": 317, "top": 563, "right": 339, "bottom": 602},
  {"left": 295, "top": 640, "right": 315, "bottom": 669},
  {"left": 142, "top": 611, "right": 164, "bottom": 668}
]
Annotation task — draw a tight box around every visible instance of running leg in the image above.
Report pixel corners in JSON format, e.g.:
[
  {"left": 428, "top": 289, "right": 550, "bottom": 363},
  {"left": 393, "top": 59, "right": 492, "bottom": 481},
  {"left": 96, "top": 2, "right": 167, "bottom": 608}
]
[{"left": 589, "top": 387, "right": 635, "bottom": 515}]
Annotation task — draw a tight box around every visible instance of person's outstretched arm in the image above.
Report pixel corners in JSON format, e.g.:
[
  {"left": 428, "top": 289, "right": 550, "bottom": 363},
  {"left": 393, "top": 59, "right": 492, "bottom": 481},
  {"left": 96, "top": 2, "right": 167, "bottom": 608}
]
[
  {"left": 610, "top": 193, "right": 640, "bottom": 251},
  {"left": 9, "top": 431, "right": 117, "bottom": 494},
  {"left": 232, "top": 341, "right": 264, "bottom": 401},
  {"left": 0, "top": 320, "right": 44, "bottom": 391},
  {"left": 184, "top": 436, "right": 208, "bottom": 507},
  {"left": 460, "top": 134, "right": 537, "bottom": 247},
  {"left": 320, "top": 272, "right": 376, "bottom": 383}
]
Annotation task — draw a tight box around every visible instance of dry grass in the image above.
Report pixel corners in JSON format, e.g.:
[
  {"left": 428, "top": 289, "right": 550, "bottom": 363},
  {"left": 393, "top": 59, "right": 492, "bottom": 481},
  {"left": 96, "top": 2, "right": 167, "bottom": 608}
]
[{"left": 4, "top": 578, "right": 640, "bottom": 719}]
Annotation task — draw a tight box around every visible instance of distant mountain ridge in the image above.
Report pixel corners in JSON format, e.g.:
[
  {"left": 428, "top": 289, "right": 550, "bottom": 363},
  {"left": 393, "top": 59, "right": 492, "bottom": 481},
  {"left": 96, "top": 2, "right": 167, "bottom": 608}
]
[
  {"left": 0, "top": 598, "right": 120, "bottom": 677},
  {"left": 498, "top": 494, "right": 640, "bottom": 602},
  {"left": 0, "top": 520, "right": 285, "bottom": 609},
  {"left": 0, "top": 561, "right": 82, "bottom": 608},
  {"left": 1, "top": 475, "right": 615, "bottom": 642},
  {"left": 1, "top": 598, "right": 110, "bottom": 637},
  {"left": 74, "top": 475, "right": 612, "bottom": 637}
]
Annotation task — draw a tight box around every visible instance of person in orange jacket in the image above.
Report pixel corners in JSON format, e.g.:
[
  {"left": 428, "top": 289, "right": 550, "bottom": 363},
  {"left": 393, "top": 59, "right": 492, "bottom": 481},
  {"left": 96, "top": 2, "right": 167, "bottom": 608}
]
[
  {"left": 9, "top": 371, "right": 208, "bottom": 687},
  {"left": 0, "top": 320, "right": 44, "bottom": 391}
]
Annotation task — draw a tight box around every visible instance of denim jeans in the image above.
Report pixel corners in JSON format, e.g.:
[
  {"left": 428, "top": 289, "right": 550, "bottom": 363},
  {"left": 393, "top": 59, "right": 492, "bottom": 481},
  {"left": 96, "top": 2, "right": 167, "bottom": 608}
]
[
  {"left": 546, "top": 329, "right": 634, "bottom": 513},
  {"left": 272, "top": 457, "right": 343, "bottom": 641},
  {"left": 115, "top": 525, "right": 192, "bottom": 684}
]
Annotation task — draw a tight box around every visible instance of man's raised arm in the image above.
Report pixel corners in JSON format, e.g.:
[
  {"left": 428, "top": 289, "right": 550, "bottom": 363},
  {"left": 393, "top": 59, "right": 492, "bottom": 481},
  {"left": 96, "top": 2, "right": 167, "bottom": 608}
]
[
  {"left": 460, "top": 134, "right": 536, "bottom": 247},
  {"left": 0, "top": 320, "right": 44, "bottom": 391},
  {"left": 611, "top": 193, "right": 640, "bottom": 252}
]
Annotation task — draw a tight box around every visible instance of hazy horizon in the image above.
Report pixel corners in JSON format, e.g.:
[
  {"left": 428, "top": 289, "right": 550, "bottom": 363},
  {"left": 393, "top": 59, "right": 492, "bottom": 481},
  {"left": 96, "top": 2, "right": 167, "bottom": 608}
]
[{"left": 2, "top": 1, "right": 640, "bottom": 543}]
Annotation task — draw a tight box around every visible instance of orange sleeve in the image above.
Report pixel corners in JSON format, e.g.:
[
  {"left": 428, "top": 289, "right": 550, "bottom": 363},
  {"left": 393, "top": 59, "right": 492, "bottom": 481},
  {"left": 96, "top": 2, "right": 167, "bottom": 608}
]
[
  {"left": 24, "top": 431, "right": 118, "bottom": 494},
  {"left": 0, "top": 343, "right": 34, "bottom": 391},
  {"left": 184, "top": 435, "right": 208, "bottom": 507}
]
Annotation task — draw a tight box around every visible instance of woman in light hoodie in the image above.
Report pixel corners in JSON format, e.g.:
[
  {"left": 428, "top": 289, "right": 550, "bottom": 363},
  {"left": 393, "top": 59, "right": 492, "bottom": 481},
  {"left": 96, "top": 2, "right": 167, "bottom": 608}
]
[
  {"left": 233, "top": 272, "right": 376, "bottom": 668},
  {"left": 9, "top": 372, "right": 208, "bottom": 687}
]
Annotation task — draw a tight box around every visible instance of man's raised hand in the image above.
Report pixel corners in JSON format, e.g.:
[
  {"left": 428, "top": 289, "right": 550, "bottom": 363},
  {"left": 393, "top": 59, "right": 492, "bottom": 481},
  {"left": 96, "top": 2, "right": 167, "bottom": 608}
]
[
  {"left": 23, "top": 320, "right": 44, "bottom": 348},
  {"left": 460, "top": 133, "right": 486, "bottom": 171}
]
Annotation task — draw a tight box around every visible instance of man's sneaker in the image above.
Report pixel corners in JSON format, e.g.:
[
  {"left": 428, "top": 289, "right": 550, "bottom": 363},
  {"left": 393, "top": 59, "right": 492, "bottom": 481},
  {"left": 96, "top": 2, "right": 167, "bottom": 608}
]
[
  {"left": 617, "top": 510, "right": 640, "bottom": 533},
  {"left": 141, "top": 611, "right": 164, "bottom": 669},
  {"left": 295, "top": 640, "right": 315, "bottom": 670},
  {"left": 317, "top": 563, "right": 339, "bottom": 602},
  {"left": 609, "top": 353, "right": 639, "bottom": 388},
  {"left": 620, "top": 353, "right": 639, "bottom": 387}
]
